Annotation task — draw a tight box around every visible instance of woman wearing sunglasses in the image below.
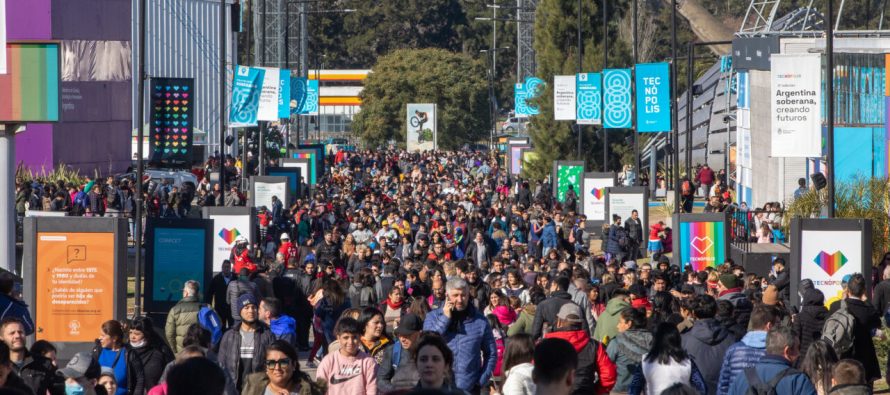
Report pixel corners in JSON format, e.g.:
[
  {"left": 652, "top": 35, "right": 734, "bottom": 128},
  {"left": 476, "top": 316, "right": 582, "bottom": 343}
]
[{"left": 242, "top": 340, "right": 325, "bottom": 395}]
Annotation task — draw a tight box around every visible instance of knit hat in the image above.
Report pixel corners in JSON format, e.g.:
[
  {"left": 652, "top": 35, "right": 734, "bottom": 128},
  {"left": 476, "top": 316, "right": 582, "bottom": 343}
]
[
  {"left": 719, "top": 273, "right": 738, "bottom": 289},
  {"left": 762, "top": 285, "right": 779, "bottom": 305},
  {"left": 237, "top": 293, "right": 258, "bottom": 312}
]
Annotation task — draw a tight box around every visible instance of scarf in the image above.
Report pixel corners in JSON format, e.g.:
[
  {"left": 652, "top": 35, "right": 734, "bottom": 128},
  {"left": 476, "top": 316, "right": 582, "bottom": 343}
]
[{"left": 385, "top": 297, "right": 404, "bottom": 310}]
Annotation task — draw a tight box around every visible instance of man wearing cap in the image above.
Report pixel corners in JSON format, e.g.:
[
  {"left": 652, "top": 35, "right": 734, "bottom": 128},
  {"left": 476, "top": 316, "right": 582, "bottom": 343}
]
[
  {"left": 57, "top": 351, "right": 101, "bottom": 395},
  {"left": 716, "top": 273, "right": 752, "bottom": 331},
  {"left": 218, "top": 293, "right": 275, "bottom": 391},
  {"left": 231, "top": 236, "right": 257, "bottom": 275},
  {"left": 277, "top": 233, "right": 297, "bottom": 269},
  {"left": 377, "top": 314, "right": 422, "bottom": 392},
  {"left": 542, "top": 303, "right": 617, "bottom": 395}
]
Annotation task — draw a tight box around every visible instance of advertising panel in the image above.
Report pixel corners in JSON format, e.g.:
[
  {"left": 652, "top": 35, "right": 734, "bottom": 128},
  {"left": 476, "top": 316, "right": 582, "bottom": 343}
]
[
  {"left": 202, "top": 208, "right": 253, "bottom": 273},
  {"left": 282, "top": 158, "right": 311, "bottom": 192},
  {"left": 553, "top": 161, "right": 584, "bottom": 203},
  {"left": 605, "top": 187, "right": 649, "bottom": 255},
  {"left": 35, "top": 232, "right": 114, "bottom": 343},
  {"left": 406, "top": 103, "right": 437, "bottom": 152},
  {"left": 553, "top": 75, "right": 577, "bottom": 121},
  {"left": 509, "top": 145, "right": 530, "bottom": 176},
  {"left": 266, "top": 166, "right": 302, "bottom": 205},
  {"left": 297, "top": 143, "right": 325, "bottom": 175},
  {"left": 515, "top": 76, "right": 543, "bottom": 116},
  {"left": 229, "top": 66, "right": 264, "bottom": 127},
  {"left": 251, "top": 176, "right": 289, "bottom": 210},
  {"left": 290, "top": 77, "right": 319, "bottom": 116},
  {"left": 790, "top": 219, "right": 872, "bottom": 308},
  {"left": 582, "top": 174, "right": 615, "bottom": 223},
  {"left": 576, "top": 73, "right": 601, "bottom": 125},
  {"left": 603, "top": 69, "right": 633, "bottom": 129},
  {"left": 144, "top": 219, "right": 213, "bottom": 312},
  {"left": 278, "top": 69, "right": 290, "bottom": 119},
  {"left": 770, "top": 54, "right": 821, "bottom": 157},
  {"left": 148, "top": 77, "right": 194, "bottom": 167},
  {"left": 635, "top": 63, "right": 670, "bottom": 132},
  {"left": 0, "top": 42, "right": 60, "bottom": 122},
  {"left": 674, "top": 213, "right": 728, "bottom": 272},
  {"left": 291, "top": 150, "right": 317, "bottom": 185},
  {"left": 257, "top": 67, "right": 281, "bottom": 121}
]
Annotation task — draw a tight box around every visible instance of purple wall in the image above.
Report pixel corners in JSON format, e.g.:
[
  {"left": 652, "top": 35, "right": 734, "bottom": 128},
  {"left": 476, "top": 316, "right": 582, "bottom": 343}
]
[
  {"left": 6, "top": 0, "right": 52, "bottom": 40},
  {"left": 15, "top": 124, "right": 54, "bottom": 170}
]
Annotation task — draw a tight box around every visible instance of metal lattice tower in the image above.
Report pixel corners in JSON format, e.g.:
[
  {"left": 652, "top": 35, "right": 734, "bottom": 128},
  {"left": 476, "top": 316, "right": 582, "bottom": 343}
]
[
  {"left": 517, "top": 0, "right": 537, "bottom": 81},
  {"left": 739, "top": 0, "right": 782, "bottom": 36},
  {"left": 254, "top": 0, "right": 288, "bottom": 68},
  {"left": 285, "top": 1, "right": 302, "bottom": 69}
]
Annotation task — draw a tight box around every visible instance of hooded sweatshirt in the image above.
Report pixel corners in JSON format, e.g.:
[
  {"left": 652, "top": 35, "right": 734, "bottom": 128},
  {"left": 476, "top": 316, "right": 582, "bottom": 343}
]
[
  {"left": 544, "top": 328, "right": 616, "bottom": 395},
  {"left": 680, "top": 318, "right": 735, "bottom": 395},
  {"left": 605, "top": 329, "right": 653, "bottom": 392},
  {"left": 592, "top": 297, "right": 631, "bottom": 344},
  {"left": 715, "top": 330, "right": 767, "bottom": 395},
  {"left": 794, "top": 288, "right": 829, "bottom": 358}
]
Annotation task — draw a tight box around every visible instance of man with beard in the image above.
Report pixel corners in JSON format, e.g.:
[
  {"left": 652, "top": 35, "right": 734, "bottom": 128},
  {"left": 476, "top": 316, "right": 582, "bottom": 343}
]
[{"left": 423, "top": 278, "right": 497, "bottom": 394}]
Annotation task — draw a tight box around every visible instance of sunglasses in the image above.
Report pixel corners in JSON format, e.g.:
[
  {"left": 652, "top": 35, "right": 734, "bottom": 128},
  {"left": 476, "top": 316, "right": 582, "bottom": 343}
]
[{"left": 265, "top": 358, "right": 292, "bottom": 369}]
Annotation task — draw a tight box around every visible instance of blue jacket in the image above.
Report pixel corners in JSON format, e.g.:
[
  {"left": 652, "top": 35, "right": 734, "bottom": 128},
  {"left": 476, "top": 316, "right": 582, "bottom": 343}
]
[
  {"left": 269, "top": 314, "right": 297, "bottom": 346},
  {"left": 541, "top": 223, "right": 558, "bottom": 249},
  {"left": 727, "top": 355, "right": 817, "bottom": 395},
  {"left": 681, "top": 318, "right": 736, "bottom": 395},
  {"left": 606, "top": 224, "right": 627, "bottom": 255},
  {"left": 423, "top": 304, "right": 497, "bottom": 391},
  {"left": 716, "top": 330, "right": 767, "bottom": 395},
  {"left": 0, "top": 294, "right": 34, "bottom": 336}
]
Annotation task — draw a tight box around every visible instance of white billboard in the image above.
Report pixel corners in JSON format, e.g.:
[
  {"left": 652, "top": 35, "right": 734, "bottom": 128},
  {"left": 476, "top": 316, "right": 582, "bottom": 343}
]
[
  {"left": 553, "top": 75, "right": 577, "bottom": 121},
  {"left": 209, "top": 214, "right": 252, "bottom": 272},
  {"left": 799, "top": 230, "right": 864, "bottom": 308},
  {"left": 770, "top": 54, "right": 821, "bottom": 157},
  {"left": 407, "top": 103, "right": 437, "bottom": 152},
  {"left": 256, "top": 67, "right": 281, "bottom": 121},
  {"left": 252, "top": 178, "right": 288, "bottom": 210},
  {"left": 582, "top": 176, "right": 614, "bottom": 222}
]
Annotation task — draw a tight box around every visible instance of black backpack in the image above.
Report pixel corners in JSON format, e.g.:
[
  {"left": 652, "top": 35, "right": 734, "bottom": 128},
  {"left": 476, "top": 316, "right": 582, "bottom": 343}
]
[{"left": 744, "top": 367, "right": 798, "bottom": 395}]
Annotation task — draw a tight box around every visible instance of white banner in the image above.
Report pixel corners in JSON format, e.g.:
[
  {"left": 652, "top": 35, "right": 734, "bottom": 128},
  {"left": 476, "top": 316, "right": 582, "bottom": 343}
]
[
  {"left": 257, "top": 67, "right": 281, "bottom": 121},
  {"left": 553, "top": 75, "right": 576, "bottom": 121},
  {"left": 582, "top": 176, "right": 614, "bottom": 222},
  {"left": 799, "top": 230, "right": 864, "bottom": 307},
  {"left": 770, "top": 54, "right": 821, "bottom": 157},
  {"left": 0, "top": 0, "right": 6, "bottom": 74},
  {"left": 253, "top": 181, "right": 287, "bottom": 209},
  {"left": 209, "top": 214, "right": 252, "bottom": 272},
  {"left": 607, "top": 191, "right": 646, "bottom": 229}
]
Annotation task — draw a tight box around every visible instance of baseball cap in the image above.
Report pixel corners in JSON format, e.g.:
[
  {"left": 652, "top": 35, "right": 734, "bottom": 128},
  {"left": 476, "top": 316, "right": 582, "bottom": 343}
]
[
  {"left": 394, "top": 314, "right": 423, "bottom": 337},
  {"left": 58, "top": 352, "right": 94, "bottom": 379},
  {"left": 556, "top": 303, "right": 584, "bottom": 324},
  {"left": 280, "top": 233, "right": 290, "bottom": 240}
]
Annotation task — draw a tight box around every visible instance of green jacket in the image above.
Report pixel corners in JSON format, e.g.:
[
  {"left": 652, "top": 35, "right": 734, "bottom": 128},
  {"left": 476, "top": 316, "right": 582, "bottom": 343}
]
[
  {"left": 507, "top": 305, "right": 536, "bottom": 337},
  {"left": 165, "top": 295, "right": 202, "bottom": 353},
  {"left": 591, "top": 296, "right": 630, "bottom": 344}
]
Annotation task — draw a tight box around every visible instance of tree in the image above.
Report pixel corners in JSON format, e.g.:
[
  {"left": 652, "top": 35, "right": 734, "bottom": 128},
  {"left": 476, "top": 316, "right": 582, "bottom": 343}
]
[{"left": 352, "top": 48, "right": 490, "bottom": 149}]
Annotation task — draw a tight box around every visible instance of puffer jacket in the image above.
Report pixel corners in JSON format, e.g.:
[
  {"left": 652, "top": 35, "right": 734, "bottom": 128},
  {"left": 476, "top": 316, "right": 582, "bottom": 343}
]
[
  {"left": 225, "top": 278, "right": 258, "bottom": 321},
  {"left": 20, "top": 355, "right": 63, "bottom": 395},
  {"left": 217, "top": 324, "right": 275, "bottom": 389},
  {"left": 605, "top": 225, "right": 627, "bottom": 255},
  {"left": 591, "top": 297, "right": 631, "bottom": 344},
  {"left": 681, "top": 318, "right": 736, "bottom": 395},
  {"left": 164, "top": 295, "right": 202, "bottom": 353},
  {"left": 423, "top": 304, "right": 497, "bottom": 391},
  {"left": 606, "top": 329, "right": 653, "bottom": 392},
  {"left": 0, "top": 294, "right": 35, "bottom": 335},
  {"left": 544, "top": 327, "right": 617, "bottom": 395},
  {"left": 541, "top": 222, "right": 558, "bottom": 249},
  {"left": 793, "top": 288, "right": 828, "bottom": 358},
  {"left": 269, "top": 314, "right": 297, "bottom": 346},
  {"left": 716, "top": 330, "right": 767, "bottom": 395},
  {"left": 726, "top": 354, "right": 817, "bottom": 395},
  {"left": 503, "top": 362, "right": 535, "bottom": 395}
]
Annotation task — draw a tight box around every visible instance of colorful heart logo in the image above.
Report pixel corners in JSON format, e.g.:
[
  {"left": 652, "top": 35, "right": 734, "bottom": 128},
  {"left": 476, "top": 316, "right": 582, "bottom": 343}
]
[
  {"left": 813, "top": 251, "right": 848, "bottom": 276},
  {"left": 173, "top": 142, "right": 179, "bottom": 147},
  {"left": 164, "top": 86, "right": 171, "bottom": 91},
  {"left": 182, "top": 100, "right": 189, "bottom": 105},
  {"left": 173, "top": 107, "right": 179, "bottom": 112},
  {"left": 165, "top": 93, "right": 171, "bottom": 98},
  {"left": 591, "top": 188, "right": 604, "bottom": 200},
  {"left": 183, "top": 86, "right": 189, "bottom": 91},
  {"left": 690, "top": 236, "right": 713, "bottom": 255}
]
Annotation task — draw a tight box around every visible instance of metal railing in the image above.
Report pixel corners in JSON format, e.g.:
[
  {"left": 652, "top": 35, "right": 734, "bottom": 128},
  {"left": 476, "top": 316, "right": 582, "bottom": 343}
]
[{"left": 728, "top": 207, "right": 787, "bottom": 253}]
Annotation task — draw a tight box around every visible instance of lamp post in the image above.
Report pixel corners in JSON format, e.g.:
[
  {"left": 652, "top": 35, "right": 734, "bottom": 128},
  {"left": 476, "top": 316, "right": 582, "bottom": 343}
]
[
  {"left": 133, "top": 0, "right": 148, "bottom": 317},
  {"left": 481, "top": 47, "right": 512, "bottom": 149},
  {"left": 671, "top": 0, "right": 679, "bottom": 214},
  {"left": 826, "top": 0, "right": 835, "bottom": 217}
]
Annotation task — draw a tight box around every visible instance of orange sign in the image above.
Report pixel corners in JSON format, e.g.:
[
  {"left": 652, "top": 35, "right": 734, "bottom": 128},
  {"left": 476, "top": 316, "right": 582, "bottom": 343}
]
[{"left": 35, "top": 232, "right": 115, "bottom": 342}]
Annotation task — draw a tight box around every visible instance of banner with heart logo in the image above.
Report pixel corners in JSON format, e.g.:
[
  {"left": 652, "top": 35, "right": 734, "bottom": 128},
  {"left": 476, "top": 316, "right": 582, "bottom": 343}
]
[
  {"left": 149, "top": 77, "right": 195, "bottom": 167},
  {"left": 581, "top": 173, "right": 615, "bottom": 223},
  {"left": 796, "top": 221, "right": 869, "bottom": 308},
  {"left": 679, "top": 219, "right": 726, "bottom": 272}
]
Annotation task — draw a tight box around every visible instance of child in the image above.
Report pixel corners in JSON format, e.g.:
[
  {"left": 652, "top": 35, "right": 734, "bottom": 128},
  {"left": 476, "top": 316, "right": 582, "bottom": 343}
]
[{"left": 316, "top": 317, "right": 378, "bottom": 395}]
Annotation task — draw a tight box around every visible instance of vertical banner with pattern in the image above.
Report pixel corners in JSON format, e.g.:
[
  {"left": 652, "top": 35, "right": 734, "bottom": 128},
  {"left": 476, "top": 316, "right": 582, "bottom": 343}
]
[
  {"left": 230, "top": 66, "right": 264, "bottom": 127},
  {"left": 149, "top": 78, "right": 195, "bottom": 166},
  {"left": 278, "top": 69, "right": 290, "bottom": 119},
  {"left": 553, "top": 75, "right": 577, "bottom": 120},
  {"left": 576, "top": 73, "right": 601, "bottom": 125},
  {"left": 257, "top": 67, "right": 281, "bottom": 121},
  {"left": 603, "top": 69, "right": 633, "bottom": 128},
  {"left": 515, "top": 76, "right": 544, "bottom": 116},
  {"left": 635, "top": 63, "right": 671, "bottom": 132},
  {"left": 290, "top": 77, "right": 319, "bottom": 116}
]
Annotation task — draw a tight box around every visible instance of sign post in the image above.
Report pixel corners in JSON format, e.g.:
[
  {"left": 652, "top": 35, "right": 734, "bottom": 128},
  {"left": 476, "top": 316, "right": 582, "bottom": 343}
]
[{"left": 581, "top": 172, "right": 616, "bottom": 232}]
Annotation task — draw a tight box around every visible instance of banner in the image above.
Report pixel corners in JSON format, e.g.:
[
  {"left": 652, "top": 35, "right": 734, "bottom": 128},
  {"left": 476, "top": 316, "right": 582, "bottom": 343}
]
[
  {"left": 149, "top": 78, "right": 195, "bottom": 166},
  {"left": 582, "top": 175, "right": 614, "bottom": 222},
  {"left": 251, "top": 176, "right": 289, "bottom": 210},
  {"left": 635, "top": 63, "right": 670, "bottom": 132},
  {"left": 407, "top": 103, "right": 437, "bottom": 152},
  {"left": 770, "top": 54, "right": 821, "bottom": 157},
  {"left": 576, "top": 73, "right": 601, "bottom": 125},
  {"left": 0, "top": 43, "right": 60, "bottom": 122},
  {"left": 203, "top": 210, "right": 253, "bottom": 272},
  {"left": 678, "top": 219, "right": 726, "bottom": 272},
  {"left": 290, "top": 77, "right": 319, "bottom": 116},
  {"left": 229, "top": 66, "right": 264, "bottom": 127},
  {"left": 605, "top": 187, "right": 649, "bottom": 254},
  {"left": 0, "top": 0, "right": 6, "bottom": 74},
  {"left": 257, "top": 67, "right": 281, "bottom": 121},
  {"left": 515, "top": 76, "right": 544, "bottom": 116},
  {"left": 553, "top": 75, "right": 577, "bottom": 121},
  {"left": 278, "top": 69, "right": 290, "bottom": 119},
  {"left": 554, "top": 163, "right": 584, "bottom": 202},
  {"left": 604, "top": 69, "right": 633, "bottom": 128},
  {"left": 151, "top": 227, "right": 206, "bottom": 303},
  {"left": 800, "top": 230, "right": 863, "bottom": 307}
]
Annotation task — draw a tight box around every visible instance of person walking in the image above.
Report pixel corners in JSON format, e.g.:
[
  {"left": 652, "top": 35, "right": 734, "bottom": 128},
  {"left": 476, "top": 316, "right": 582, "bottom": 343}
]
[
  {"left": 726, "top": 325, "right": 817, "bottom": 395},
  {"left": 217, "top": 294, "right": 275, "bottom": 391},
  {"left": 606, "top": 307, "right": 652, "bottom": 393},
  {"left": 628, "top": 323, "right": 706, "bottom": 395},
  {"left": 680, "top": 295, "right": 736, "bottom": 395},
  {"left": 716, "top": 304, "right": 781, "bottom": 395},
  {"left": 206, "top": 260, "right": 235, "bottom": 330},
  {"left": 165, "top": 281, "right": 203, "bottom": 353}
]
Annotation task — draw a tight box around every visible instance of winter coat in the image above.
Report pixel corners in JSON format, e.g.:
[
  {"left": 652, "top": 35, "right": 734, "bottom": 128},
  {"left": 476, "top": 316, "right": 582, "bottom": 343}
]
[
  {"left": 131, "top": 345, "right": 173, "bottom": 390},
  {"left": 217, "top": 324, "right": 276, "bottom": 389},
  {"left": 0, "top": 294, "right": 34, "bottom": 335},
  {"left": 377, "top": 342, "right": 419, "bottom": 392},
  {"left": 841, "top": 298, "right": 882, "bottom": 380},
  {"left": 591, "top": 297, "right": 631, "bottom": 344},
  {"left": 828, "top": 384, "right": 872, "bottom": 395},
  {"left": 606, "top": 329, "right": 653, "bottom": 392},
  {"left": 681, "top": 318, "right": 736, "bottom": 395},
  {"left": 770, "top": 269, "right": 791, "bottom": 301},
  {"left": 873, "top": 279, "right": 890, "bottom": 319},
  {"left": 269, "top": 314, "right": 298, "bottom": 346},
  {"left": 502, "top": 363, "right": 535, "bottom": 395},
  {"left": 164, "top": 295, "right": 202, "bottom": 353},
  {"left": 605, "top": 224, "right": 627, "bottom": 255},
  {"left": 19, "top": 355, "right": 63, "bottom": 395},
  {"left": 506, "top": 304, "right": 536, "bottom": 337},
  {"left": 422, "top": 304, "right": 498, "bottom": 391},
  {"left": 717, "top": 288, "right": 753, "bottom": 330},
  {"left": 465, "top": 241, "right": 492, "bottom": 268},
  {"left": 624, "top": 217, "right": 643, "bottom": 242},
  {"left": 315, "top": 297, "right": 351, "bottom": 343},
  {"left": 794, "top": 289, "right": 829, "bottom": 358},
  {"left": 241, "top": 371, "right": 325, "bottom": 395},
  {"left": 716, "top": 330, "right": 767, "bottom": 395},
  {"left": 531, "top": 291, "right": 589, "bottom": 340},
  {"left": 541, "top": 223, "right": 559, "bottom": 249},
  {"left": 543, "top": 328, "right": 617, "bottom": 395},
  {"left": 225, "top": 278, "right": 258, "bottom": 321},
  {"left": 726, "top": 354, "right": 817, "bottom": 395}
]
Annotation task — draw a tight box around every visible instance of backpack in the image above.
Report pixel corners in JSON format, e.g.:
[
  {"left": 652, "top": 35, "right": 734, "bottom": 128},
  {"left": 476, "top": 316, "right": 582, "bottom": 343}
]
[
  {"left": 106, "top": 187, "right": 120, "bottom": 209},
  {"left": 744, "top": 367, "right": 798, "bottom": 395},
  {"left": 821, "top": 300, "right": 855, "bottom": 355},
  {"left": 197, "top": 305, "right": 223, "bottom": 346}
]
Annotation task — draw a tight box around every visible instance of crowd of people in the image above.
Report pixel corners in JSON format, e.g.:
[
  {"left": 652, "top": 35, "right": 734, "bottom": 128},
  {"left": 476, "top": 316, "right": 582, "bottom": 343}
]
[{"left": 3, "top": 148, "right": 887, "bottom": 395}]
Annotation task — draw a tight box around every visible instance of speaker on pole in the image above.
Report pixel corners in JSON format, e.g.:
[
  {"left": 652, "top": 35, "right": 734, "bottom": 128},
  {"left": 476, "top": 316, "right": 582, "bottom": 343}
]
[{"left": 811, "top": 172, "right": 827, "bottom": 190}]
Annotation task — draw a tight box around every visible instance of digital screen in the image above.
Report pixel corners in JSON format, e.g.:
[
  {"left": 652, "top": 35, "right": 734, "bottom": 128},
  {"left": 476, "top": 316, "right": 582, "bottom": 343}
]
[{"left": 152, "top": 228, "right": 206, "bottom": 303}]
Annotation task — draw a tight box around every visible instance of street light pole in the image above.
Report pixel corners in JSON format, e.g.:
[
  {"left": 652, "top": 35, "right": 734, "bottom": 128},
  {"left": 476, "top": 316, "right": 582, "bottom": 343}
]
[
  {"left": 133, "top": 0, "right": 148, "bottom": 317},
  {"left": 632, "top": 0, "right": 640, "bottom": 185},
  {"left": 826, "top": 0, "right": 836, "bottom": 217},
  {"left": 577, "top": 0, "right": 583, "bottom": 161},
  {"left": 218, "top": 0, "right": 227, "bottom": 189},
  {"left": 671, "top": 0, "right": 680, "bottom": 214}
]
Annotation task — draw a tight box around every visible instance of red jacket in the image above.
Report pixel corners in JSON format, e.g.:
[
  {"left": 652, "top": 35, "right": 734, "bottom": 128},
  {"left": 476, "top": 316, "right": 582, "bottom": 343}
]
[
  {"left": 278, "top": 241, "right": 297, "bottom": 268},
  {"left": 544, "top": 328, "right": 617, "bottom": 394},
  {"left": 231, "top": 247, "right": 257, "bottom": 275}
]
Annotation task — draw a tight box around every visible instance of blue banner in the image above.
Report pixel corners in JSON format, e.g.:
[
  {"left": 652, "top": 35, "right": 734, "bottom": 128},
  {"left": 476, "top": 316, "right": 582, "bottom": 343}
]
[
  {"left": 229, "top": 66, "right": 264, "bottom": 127},
  {"left": 290, "top": 77, "right": 319, "bottom": 116},
  {"left": 635, "top": 63, "right": 670, "bottom": 132},
  {"left": 278, "top": 69, "right": 291, "bottom": 119},
  {"left": 576, "top": 73, "right": 601, "bottom": 125},
  {"left": 603, "top": 69, "right": 633, "bottom": 129},
  {"left": 515, "top": 76, "right": 544, "bottom": 116}
]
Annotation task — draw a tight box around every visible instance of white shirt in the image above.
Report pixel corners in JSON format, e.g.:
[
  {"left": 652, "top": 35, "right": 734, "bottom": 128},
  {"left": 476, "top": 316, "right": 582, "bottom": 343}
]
[{"left": 641, "top": 353, "right": 693, "bottom": 395}]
